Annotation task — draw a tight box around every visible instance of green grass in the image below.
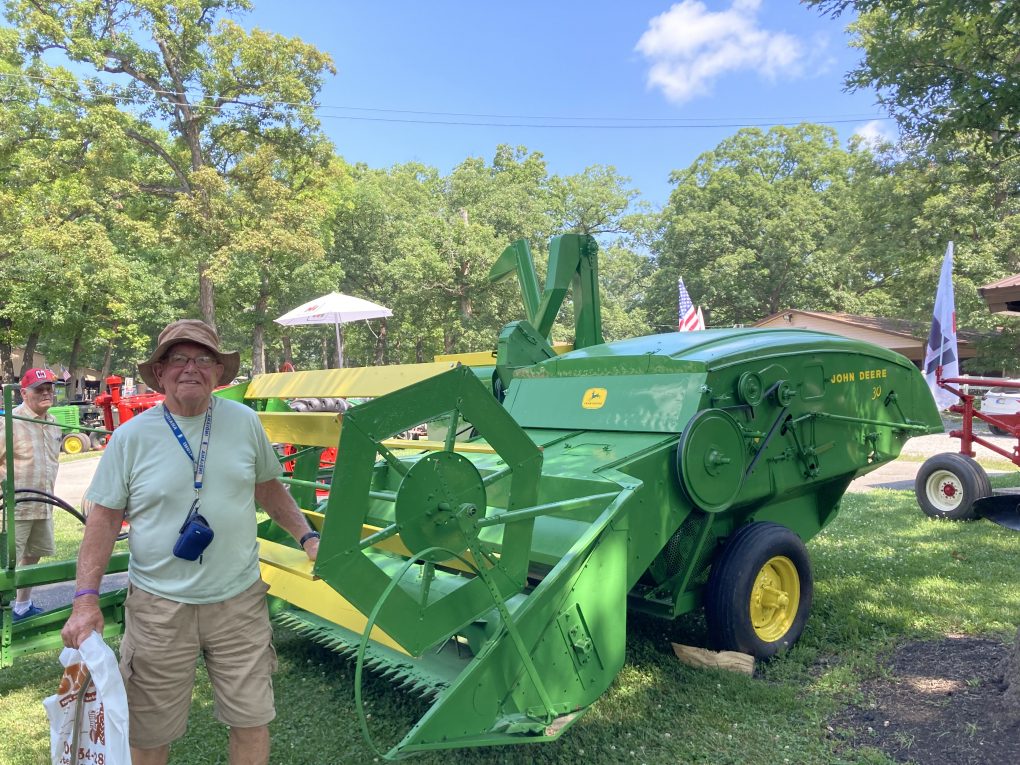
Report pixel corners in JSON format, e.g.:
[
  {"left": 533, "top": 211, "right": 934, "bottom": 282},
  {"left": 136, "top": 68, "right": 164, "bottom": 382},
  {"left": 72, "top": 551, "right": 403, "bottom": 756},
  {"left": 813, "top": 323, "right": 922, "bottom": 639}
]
[
  {"left": 57, "top": 450, "right": 103, "bottom": 465},
  {"left": 3, "top": 468, "right": 1019, "bottom": 764}
]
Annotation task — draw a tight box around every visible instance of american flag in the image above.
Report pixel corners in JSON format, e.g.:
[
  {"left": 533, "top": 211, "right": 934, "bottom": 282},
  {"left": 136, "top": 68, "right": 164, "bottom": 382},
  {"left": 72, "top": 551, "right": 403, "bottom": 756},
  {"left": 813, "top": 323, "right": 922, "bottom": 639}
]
[{"left": 678, "top": 278, "right": 705, "bottom": 331}]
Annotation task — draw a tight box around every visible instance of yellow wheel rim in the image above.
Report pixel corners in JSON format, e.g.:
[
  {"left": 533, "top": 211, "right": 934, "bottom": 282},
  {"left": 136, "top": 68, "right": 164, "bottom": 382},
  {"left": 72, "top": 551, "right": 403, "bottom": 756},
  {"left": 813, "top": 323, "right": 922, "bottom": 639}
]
[
  {"left": 63, "top": 436, "right": 83, "bottom": 454},
  {"left": 750, "top": 555, "right": 800, "bottom": 642}
]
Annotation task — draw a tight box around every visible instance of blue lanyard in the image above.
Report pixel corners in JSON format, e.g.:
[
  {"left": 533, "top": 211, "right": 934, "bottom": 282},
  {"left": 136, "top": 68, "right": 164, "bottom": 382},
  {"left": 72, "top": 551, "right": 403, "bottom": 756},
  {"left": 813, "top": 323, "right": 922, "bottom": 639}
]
[{"left": 163, "top": 402, "right": 213, "bottom": 492}]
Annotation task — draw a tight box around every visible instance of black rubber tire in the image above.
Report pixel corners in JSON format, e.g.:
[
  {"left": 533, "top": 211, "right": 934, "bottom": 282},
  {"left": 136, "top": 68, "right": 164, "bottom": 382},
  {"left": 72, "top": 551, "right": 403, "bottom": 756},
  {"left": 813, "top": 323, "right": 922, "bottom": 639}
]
[
  {"left": 89, "top": 432, "right": 107, "bottom": 450},
  {"left": 704, "top": 522, "right": 813, "bottom": 659},
  {"left": 964, "top": 456, "right": 992, "bottom": 500},
  {"left": 989, "top": 424, "right": 1010, "bottom": 437},
  {"left": 914, "top": 453, "right": 986, "bottom": 521}
]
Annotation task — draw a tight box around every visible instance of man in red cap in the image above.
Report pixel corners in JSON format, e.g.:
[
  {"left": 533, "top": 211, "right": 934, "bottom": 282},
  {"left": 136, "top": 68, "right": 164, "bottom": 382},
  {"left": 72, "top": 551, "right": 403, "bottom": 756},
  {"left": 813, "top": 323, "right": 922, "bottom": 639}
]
[{"left": 0, "top": 367, "right": 61, "bottom": 620}]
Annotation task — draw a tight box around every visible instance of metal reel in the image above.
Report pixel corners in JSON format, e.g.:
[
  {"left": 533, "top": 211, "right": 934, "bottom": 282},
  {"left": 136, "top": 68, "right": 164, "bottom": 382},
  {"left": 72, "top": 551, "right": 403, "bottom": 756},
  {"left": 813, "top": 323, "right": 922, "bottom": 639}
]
[{"left": 315, "top": 365, "right": 543, "bottom": 656}]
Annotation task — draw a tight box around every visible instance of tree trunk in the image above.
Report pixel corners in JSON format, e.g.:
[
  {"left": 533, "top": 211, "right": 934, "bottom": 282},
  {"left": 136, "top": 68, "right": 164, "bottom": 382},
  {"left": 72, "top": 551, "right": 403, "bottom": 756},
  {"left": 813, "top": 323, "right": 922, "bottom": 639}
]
[
  {"left": 321, "top": 337, "right": 329, "bottom": 369},
  {"left": 0, "top": 315, "right": 13, "bottom": 383},
  {"left": 459, "top": 258, "right": 472, "bottom": 319},
  {"left": 251, "top": 274, "right": 270, "bottom": 376},
  {"left": 19, "top": 325, "right": 41, "bottom": 377},
  {"left": 100, "top": 338, "right": 114, "bottom": 394},
  {"left": 444, "top": 327, "right": 456, "bottom": 354},
  {"left": 374, "top": 320, "right": 388, "bottom": 365},
  {"left": 282, "top": 334, "right": 293, "bottom": 367},
  {"left": 68, "top": 332, "right": 82, "bottom": 398},
  {"left": 199, "top": 261, "right": 217, "bottom": 331},
  {"left": 415, "top": 338, "right": 425, "bottom": 363},
  {"left": 184, "top": 115, "right": 216, "bottom": 331},
  {"left": 252, "top": 324, "right": 265, "bottom": 376}
]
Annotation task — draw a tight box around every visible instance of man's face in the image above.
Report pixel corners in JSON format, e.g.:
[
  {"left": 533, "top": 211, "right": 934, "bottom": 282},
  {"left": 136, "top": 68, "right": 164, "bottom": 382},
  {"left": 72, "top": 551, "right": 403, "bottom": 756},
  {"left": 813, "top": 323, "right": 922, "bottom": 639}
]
[
  {"left": 154, "top": 342, "right": 223, "bottom": 413},
  {"left": 21, "top": 383, "right": 55, "bottom": 415}
]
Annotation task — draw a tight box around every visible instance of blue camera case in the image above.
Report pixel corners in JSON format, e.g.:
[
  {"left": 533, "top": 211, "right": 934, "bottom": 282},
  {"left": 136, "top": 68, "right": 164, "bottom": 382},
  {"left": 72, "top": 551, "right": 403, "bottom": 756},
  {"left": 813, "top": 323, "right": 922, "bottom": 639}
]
[{"left": 173, "top": 511, "right": 214, "bottom": 561}]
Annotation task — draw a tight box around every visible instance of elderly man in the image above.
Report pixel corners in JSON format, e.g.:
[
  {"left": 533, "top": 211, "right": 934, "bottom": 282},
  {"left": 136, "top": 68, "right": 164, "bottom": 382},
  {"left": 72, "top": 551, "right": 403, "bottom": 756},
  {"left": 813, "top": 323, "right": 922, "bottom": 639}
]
[
  {"left": 0, "top": 368, "right": 61, "bottom": 621},
  {"left": 62, "top": 320, "right": 320, "bottom": 765}
]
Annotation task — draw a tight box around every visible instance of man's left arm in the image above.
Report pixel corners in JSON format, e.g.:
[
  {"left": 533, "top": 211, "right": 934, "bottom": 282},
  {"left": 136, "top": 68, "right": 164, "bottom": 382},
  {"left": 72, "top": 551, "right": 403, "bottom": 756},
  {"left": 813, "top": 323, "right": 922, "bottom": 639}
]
[{"left": 254, "top": 479, "right": 319, "bottom": 560}]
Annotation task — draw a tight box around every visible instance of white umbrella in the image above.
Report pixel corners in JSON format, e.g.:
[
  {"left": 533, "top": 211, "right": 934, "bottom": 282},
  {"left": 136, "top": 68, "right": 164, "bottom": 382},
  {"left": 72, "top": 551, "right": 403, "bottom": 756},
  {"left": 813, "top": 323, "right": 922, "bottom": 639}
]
[{"left": 275, "top": 292, "right": 392, "bottom": 368}]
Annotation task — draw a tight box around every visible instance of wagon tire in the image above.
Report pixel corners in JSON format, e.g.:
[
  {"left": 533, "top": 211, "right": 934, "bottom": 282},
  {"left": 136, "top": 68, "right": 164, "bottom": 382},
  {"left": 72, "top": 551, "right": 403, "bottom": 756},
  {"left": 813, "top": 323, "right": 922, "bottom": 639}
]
[
  {"left": 915, "top": 453, "right": 987, "bottom": 521},
  {"left": 89, "top": 432, "right": 107, "bottom": 450},
  {"left": 966, "top": 457, "right": 992, "bottom": 499},
  {"left": 61, "top": 432, "right": 90, "bottom": 454},
  {"left": 989, "top": 424, "right": 1010, "bottom": 437},
  {"left": 704, "top": 522, "right": 813, "bottom": 659}
]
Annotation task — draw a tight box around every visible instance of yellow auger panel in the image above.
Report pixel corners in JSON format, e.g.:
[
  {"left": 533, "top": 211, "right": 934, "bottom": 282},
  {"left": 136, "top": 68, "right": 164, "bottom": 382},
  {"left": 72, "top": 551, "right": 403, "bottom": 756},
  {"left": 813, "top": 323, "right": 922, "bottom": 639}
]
[
  {"left": 433, "top": 350, "right": 497, "bottom": 366},
  {"left": 245, "top": 362, "right": 458, "bottom": 400},
  {"left": 257, "top": 412, "right": 341, "bottom": 448},
  {"left": 259, "top": 561, "right": 409, "bottom": 655},
  {"left": 378, "top": 438, "right": 497, "bottom": 455},
  {"left": 433, "top": 343, "right": 574, "bottom": 367},
  {"left": 259, "top": 538, "right": 318, "bottom": 580}
]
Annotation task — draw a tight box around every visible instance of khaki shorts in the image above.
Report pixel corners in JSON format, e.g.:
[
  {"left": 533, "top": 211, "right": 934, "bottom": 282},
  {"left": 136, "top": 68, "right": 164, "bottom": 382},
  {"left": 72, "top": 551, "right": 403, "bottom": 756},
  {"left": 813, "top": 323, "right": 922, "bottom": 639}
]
[
  {"left": 15, "top": 517, "right": 55, "bottom": 559},
  {"left": 119, "top": 578, "right": 278, "bottom": 748}
]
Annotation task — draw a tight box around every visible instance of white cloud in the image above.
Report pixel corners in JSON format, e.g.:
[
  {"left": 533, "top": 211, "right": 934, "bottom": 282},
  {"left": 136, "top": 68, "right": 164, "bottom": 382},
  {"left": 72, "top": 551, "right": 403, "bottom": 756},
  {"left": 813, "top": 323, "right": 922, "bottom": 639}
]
[
  {"left": 853, "top": 119, "right": 898, "bottom": 147},
  {"left": 635, "top": 0, "right": 805, "bottom": 104}
]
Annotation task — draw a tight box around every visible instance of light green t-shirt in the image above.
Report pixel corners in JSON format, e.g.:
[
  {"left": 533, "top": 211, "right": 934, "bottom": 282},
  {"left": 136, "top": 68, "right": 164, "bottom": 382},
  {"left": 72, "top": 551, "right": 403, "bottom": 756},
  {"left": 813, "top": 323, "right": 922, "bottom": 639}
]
[{"left": 85, "top": 397, "right": 282, "bottom": 603}]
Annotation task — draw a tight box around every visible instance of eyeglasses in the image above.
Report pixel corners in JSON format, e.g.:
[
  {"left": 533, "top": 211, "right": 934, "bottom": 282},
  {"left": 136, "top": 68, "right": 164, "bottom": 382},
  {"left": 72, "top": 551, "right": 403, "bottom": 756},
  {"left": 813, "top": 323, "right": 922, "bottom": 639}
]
[{"left": 163, "top": 353, "right": 219, "bottom": 369}]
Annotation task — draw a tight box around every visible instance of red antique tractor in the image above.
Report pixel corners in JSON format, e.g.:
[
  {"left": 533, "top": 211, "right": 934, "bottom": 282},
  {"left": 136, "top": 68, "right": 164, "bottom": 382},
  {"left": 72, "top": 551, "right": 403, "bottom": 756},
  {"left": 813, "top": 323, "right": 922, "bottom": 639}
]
[{"left": 93, "top": 375, "right": 165, "bottom": 433}]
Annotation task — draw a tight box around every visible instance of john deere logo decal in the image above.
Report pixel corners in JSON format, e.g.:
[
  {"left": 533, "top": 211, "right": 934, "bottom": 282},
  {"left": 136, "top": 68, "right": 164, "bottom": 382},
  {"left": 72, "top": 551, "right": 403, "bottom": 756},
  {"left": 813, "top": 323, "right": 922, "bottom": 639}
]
[{"left": 582, "top": 387, "right": 607, "bottom": 409}]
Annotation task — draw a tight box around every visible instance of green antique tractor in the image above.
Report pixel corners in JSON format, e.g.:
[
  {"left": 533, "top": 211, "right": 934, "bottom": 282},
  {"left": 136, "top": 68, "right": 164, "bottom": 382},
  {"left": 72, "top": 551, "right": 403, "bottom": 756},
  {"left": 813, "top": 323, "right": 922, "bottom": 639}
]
[
  {"left": 247, "top": 234, "right": 942, "bottom": 755},
  {"left": 2, "top": 234, "right": 942, "bottom": 758}
]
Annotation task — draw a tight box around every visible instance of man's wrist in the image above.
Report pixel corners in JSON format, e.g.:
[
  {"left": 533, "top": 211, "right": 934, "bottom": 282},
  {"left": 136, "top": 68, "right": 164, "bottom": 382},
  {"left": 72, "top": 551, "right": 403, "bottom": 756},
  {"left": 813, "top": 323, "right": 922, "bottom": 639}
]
[
  {"left": 73, "top": 588, "right": 100, "bottom": 599},
  {"left": 299, "top": 530, "right": 320, "bottom": 546}
]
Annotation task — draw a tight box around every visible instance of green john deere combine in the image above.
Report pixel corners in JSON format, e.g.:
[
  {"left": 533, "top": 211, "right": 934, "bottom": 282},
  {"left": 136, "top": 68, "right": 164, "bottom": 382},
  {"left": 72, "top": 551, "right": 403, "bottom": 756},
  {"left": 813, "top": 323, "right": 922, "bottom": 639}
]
[{"left": 2, "top": 234, "right": 942, "bottom": 757}]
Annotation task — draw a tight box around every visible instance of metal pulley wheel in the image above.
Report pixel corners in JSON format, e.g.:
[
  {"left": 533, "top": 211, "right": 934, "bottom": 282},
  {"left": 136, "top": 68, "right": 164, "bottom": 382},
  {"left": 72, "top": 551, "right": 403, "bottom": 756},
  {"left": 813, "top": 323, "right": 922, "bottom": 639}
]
[
  {"left": 394, "top": 451, "right": 487, "bottom": 562},
  {"left": 737, "top": 371, "right": 763, "bottom": 407},
  {"left": 676, "top": 408, "right": 747, "bottom": 513}
]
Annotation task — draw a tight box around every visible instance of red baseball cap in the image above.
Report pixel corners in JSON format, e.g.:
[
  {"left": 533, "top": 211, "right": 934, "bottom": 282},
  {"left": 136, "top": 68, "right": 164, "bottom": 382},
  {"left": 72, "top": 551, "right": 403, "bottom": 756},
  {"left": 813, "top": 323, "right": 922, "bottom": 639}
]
[{"left": 21, "top": 368, "right": 58, "bottom": 390}]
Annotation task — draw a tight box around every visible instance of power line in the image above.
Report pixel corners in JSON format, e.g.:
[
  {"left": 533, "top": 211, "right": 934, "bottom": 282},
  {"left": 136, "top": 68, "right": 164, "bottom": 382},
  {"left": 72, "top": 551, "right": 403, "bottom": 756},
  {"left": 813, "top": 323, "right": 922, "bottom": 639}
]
[{"left": 0, "top": 70, "right": 892, "bottom": 130}]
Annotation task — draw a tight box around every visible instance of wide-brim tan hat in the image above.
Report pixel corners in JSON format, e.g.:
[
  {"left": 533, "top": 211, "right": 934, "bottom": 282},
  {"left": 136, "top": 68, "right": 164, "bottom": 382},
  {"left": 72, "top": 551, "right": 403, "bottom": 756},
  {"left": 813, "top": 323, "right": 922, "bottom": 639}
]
[{"left": 137, "top": 319, "right": 240, "bottom": 393}]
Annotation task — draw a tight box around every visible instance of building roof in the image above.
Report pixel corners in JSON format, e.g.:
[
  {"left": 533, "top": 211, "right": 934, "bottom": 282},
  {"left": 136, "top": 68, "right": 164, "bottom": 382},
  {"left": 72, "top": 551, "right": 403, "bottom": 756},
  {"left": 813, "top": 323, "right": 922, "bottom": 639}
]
[
  {"left": 753, "top": 309, "right": 979, "bottom": 363},
  {"left": 979, "top": 274, "right": 1020, "bottom": 315},
  {"left": 761, "top": 309, "right": 921, "bottom": 339}
]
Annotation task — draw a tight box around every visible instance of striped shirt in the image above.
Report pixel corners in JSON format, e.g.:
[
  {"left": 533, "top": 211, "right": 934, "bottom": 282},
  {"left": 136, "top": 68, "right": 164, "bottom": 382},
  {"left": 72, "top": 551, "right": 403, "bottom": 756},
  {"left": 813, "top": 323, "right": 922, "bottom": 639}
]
[{"left": 0, "top": 402, "right": 61, "bottom": 520}]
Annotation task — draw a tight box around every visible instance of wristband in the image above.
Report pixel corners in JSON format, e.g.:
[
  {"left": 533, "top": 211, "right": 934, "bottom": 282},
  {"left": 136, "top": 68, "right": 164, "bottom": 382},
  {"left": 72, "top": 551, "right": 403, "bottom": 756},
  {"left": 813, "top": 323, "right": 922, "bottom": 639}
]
[
  {"left": 299, "top": 530, "right": 321, "bottom": 546},
  {"left": 73, "top": 589, "right": 100, "bottom": 599}
]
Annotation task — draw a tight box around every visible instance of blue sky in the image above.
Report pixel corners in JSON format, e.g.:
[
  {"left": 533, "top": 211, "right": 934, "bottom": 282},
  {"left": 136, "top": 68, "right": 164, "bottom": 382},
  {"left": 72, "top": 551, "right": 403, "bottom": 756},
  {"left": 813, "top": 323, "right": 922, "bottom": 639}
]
[{"left": 246, "top": 0, "right": 892, "bottom": 209}]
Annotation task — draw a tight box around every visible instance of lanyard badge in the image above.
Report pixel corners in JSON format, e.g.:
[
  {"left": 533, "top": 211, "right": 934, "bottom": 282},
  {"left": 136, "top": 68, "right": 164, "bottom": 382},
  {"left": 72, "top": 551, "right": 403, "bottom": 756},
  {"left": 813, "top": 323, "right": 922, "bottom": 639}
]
[{"left": 164, "top": 403, "right": 216, "bottom": 562}]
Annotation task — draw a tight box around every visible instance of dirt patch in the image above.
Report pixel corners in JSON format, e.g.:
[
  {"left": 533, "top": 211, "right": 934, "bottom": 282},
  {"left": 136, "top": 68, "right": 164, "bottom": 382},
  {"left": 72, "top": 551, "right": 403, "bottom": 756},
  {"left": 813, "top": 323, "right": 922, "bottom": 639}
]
[{"left": 830, "top": 634, "right": 1020, "bottom": 764}]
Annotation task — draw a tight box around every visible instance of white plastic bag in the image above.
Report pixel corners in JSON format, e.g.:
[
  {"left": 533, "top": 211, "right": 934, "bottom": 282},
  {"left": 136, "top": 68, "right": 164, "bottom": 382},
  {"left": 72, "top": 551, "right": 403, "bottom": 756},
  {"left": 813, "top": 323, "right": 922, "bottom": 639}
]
[{"left": 43, "top": 631, "right": 130, "bottom": 765}]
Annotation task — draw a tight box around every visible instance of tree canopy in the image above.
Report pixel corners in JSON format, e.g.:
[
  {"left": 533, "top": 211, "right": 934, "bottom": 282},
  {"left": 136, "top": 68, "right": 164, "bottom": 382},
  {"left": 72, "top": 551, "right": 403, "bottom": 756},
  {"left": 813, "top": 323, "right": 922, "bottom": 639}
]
[
  {"left": 2, "top": 0, "right": 1020, "bottom": 384},
  {"left": 808, "top": 1, "right": 1020, "bottom": 154}
]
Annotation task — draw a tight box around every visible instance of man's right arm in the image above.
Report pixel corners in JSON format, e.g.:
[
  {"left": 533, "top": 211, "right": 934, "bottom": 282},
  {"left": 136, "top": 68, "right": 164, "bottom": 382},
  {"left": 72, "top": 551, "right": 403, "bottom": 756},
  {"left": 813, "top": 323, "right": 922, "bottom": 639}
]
[{"left": 61, "top": 502, "right": 125, "bottom": 649}]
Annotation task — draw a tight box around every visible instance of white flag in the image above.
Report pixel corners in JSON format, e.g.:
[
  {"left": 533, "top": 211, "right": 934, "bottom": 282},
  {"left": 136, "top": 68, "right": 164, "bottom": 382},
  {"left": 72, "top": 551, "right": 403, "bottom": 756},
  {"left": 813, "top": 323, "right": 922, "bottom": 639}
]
[{"left": 922, "top": 242, "right": 959, "bottom": 410}]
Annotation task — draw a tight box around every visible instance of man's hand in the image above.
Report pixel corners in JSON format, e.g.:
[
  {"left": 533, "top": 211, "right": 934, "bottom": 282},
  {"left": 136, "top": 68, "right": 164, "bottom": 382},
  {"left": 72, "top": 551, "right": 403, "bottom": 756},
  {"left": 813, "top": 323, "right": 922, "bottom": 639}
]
[
  {"left": 62, "top": 600, "right": 104, "bottom": 649},
  {"left": 302, "top": 536, "right": 319, "bottom": 561}
]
